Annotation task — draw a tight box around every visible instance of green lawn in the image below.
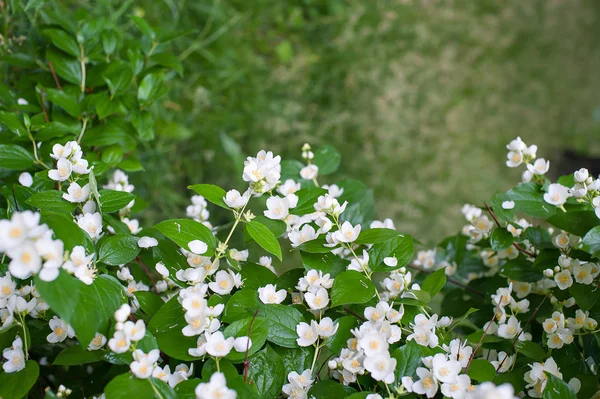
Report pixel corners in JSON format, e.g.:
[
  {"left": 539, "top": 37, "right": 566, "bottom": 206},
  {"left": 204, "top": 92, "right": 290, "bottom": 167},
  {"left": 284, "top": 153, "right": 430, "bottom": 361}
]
[{"left": 121, "top": 0, "right": 600, "bottom": 243}]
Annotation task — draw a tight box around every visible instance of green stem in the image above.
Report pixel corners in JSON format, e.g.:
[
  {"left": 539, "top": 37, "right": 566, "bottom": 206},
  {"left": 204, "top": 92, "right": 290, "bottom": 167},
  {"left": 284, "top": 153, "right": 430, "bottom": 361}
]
[
  {"left": 215, "top": 357, "right": 221, "bottom": 372},
  {"left": 27, "top": 131, "right": 50, "bottom": 169},
  {"left": 79, "top": 43, "right": 86, "bottom": 93},
  {"left": 77, "top": 117, "right": 88, "bottom": 143},
  {"left": 18, "top": 314, "right": 29, "bottom": 360},
  {"left": 309, "top": 340, "right": 320, "bottom": 376}
]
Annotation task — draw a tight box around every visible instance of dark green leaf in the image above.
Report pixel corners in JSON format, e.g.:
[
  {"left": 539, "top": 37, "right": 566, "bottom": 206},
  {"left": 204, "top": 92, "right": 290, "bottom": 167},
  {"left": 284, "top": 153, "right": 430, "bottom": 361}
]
[
  {"left": 490, "top": 228, "right": 514, "bottom": 251},
  {"left": 99, "top": 189, "right": 136, "bottom": 213},
  {"left": 223, "top": 317, "right": 269, "bottom": 363},
  {"left": 421, "top": 268, "right": 447, "bottom": 299},
  {"left": 569, "top": 283, "right": 600, "bottom": 311},
  {"left": 542, "top": 373, "right": 577, "bottom": 399},
  {"left": 46, "top": 48, "right": 81, "bottom": 85},
  {"left": 131, "top": 16, "right": 156, "bottom": 40},
  {"left": 0, "top": 111, "right": 27, "bottom": 136},
  {"left": 41, "top": 28, "right": 80, "bottom": 57},
  {"left": 331, "top": 271, "right": 377, "bottom": 307},
  {"left": 26, "top": 190, "right": 75, "bottom": 214},
  {"left": 53, "top": 345, "right": 105, "bottom": 365},
  {"left": 515, "top": 341, "right": 546, "bottom": 361},
  {"left": 97, "top": 234, "right": 140, "bottom": 266},
  {"left": 467, "top": 359, "right": 496, "bottom": 382},
  {"left": 0, "top": 144, "right": 34, "bottom": 170},
  {"left": 506, "top": 183, "right": 556, "bottom": 218},
  {"left": 239, "top": 263, "right": 277, "bottom": 290},
  {"left": 154, "top": 219, "right": 216, "bottom": 255},
  {"left": 391, "top": 341, "right": 423, "bottom": 380},
  {"left": 258, "top": 304, "right": 304, "bottom": 348},
  {"left": 105, "top": 374, "right": 177, "bottom": 399},
  {"left": 188, "top": 184, "right": 229, "bottom": 209},
  {"left": 355, "top": 228, "right": 399, "bottom": 245},
  {"left": 246, "top": 220, "right": 282, "bottom": 261},
  {"left": 223, "top": 289, "right": 261, "bottom": 324},
  {"left": 291, "top": 187, "right": 327, "bottom": 215},
  {"left": 499, "top": 256, "right": 543, "bottom": 282},
  {"left": 132, "top": 111, "right": 154, "bottom": 141},
  {"left": 325, "top": 316, "right": 358, "bottom": 354},
  {"left": 582, "top": 226, "right": 600, "bottom": 258},
  {"left": 247, "top": 345, "right": 286, "bottom": 399},
  {"left": 0, "top": 360, "right": 39, "bottom": 399},
  {"left": 313, "top": 145, "right": 341, "bottom": 175},
  {"left": 148, "top": 296, "right": 197, "bottom": 361},
  {"left": 301, "top": 251, "right": 348, "bottom": 277},
  {"left": 134, "top": 291, "right": 165, "bottom": 317}
]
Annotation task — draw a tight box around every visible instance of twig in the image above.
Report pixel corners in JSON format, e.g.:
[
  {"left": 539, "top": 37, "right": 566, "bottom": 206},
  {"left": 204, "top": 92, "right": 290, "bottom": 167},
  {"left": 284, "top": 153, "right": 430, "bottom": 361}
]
[
  {"left": 343, "top": 306, "right": 366, "bottom": 322},
  {"left": 484, "top": 202, "right": 537, "bottom": 258},
  {"left": 409, "top": 264, "right": 485, "bottom": 297},
  {"left": 41, "top": 88, "right": 49, "bottom": 123},
  {"left": 243, "top": 310, "right": 259, "bottom": 383},
  {"left": 465, "top": 295, "right": 503, "bottom": 372},
  {"left": 48, "top": 61, "right": 62, "bottom": 90},
  {"left": 135, "top": 256, "right": 159, "bottom": 295},
  {"left": 495, "top": 295, "right": 547, "bottom": 371}
]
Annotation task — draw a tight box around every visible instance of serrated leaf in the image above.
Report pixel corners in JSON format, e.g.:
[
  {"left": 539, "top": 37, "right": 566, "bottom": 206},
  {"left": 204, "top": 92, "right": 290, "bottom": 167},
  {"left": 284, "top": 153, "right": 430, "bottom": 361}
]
[
  {"left": 99, "top": 189, "right": 136, "bottom": 213},
  {"left": 506, "top": 183, "right": 556, "bottom": 218},
  {"left": 97, "top": 234, "right": 140, "bottom": 265},
  {"left": 0, "top": 144, "right": 34, "bottom": 170},
  {"left": 258, "top": 304, "right": 304, "bottom": 348},
  {"left": 246, "top": 220, "right": 282, "bottom": 261},
  {"left": 26, "top": 190, "right": 75, "bottom": 214},
  {"left": 331, "top": 271, "right": 376, "bottom": 307}
]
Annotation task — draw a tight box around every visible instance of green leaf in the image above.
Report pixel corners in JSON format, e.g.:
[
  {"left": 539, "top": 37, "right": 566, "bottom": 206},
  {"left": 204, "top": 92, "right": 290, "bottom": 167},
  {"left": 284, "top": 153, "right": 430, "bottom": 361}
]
[
  {"left": 105, "top": 374, "right": 177, "bottom": 399},
  {"left": 154, "top": 219, "right": 216, "bottom": 255},
  {"left": 99, "top": 189, "right": 136, "bottom": 213},
  {"left": 0, "top": 111, "right": 27, "bottom": 136},
  {"left": 103, "top": 62, "right": 134, "bottom": 96},
  {"left": 138, "top": 72, "right": 166, "bottom": 105},
  {"left": 313, "top": 145, "right": 341, "bottom": 175},
  {"left": 291, "top": 187, "right": 327, "bottom": 215},
  {"left": 325, "top": 316, "right": 358, "bottom": 354},
  {"left": 101, "top": 145, "right": 124, "bottom": 165},
  {"left": 355, "top": 228, "right": 399, "bottom": 245},
  {"left": 42, "top": 28, "right": 80, "bottom": 57},
  {"left": 188, "top": 184, "right": 229, "bottom": 209},
  {"left": 272, "top": 346, "right": 314, "bottom": 374},
  {"left": 369, "top": 234, "right": 414, "bottom": 271},
  {"left": 35, "top": 272, "right": 127, "bottom": 347},
  {"left": 0, "top": 360, "right": 39, "bottom": 399},
  {"left": 239, "top": 263, "right": 277, "bottom": 290},
  {"left": 542, "top": 373, "right": 577, "bottom": 399},
  {"left": 506, "top": 183, "right": 556, "bottom": 218},
  {"left": 467, "top": 359, "right": 496, "bottom": 382},
  {"left": 331, "top": 271, "right": 377, "bottom": 307},
  {"left": 258, "top": 304, "right": 304, "bottom": 348},
  {"left": 246, "top": 220, "right": 282, "bottom": 261},
  {"left": 515, "top": 341, "right": 546, "bottom": 361},
  {"left": 301, "top": 251, "right": 348, "bottom": 277},
  {"left": 308, "top": 381, "right": 352, "bottom": 398},
  {"left": 548, "top": 206, "right": 600, "bottom": 237},
  {"left": 148, "top": 296, "right": 197, "bottom": 361},
  {"left": 569, "top": 283, "right": 600, "bottom": 311},
  {"left": 134, "top": 291, "right": 165, "bottom": 318},
  {"left": 223, "top": 317, "right": 269, "bottom": 363},
  {"left": 88, "top": 167, "right": 102, "bottom": 212},
  {"left": 0, "top": 144, "right": 34, "bottom": 170},
  {"left": 421, "top": 268, "right": 447, "bottom": 298},
  {"left": 132, "top": 111, "right": 154, "bottom": 141},
  {"left": 131, "top": 16, "right": 156, "bottom": 40},
  {"left": 46, "top": 48, "right": 81, "bottom": 85},
  {"left": 582, "top": 226, "right": 600, "bottom": 258},
  {"left": 41, "top": 211, "right": 94, "bottom": 251},
  {"left": 490, "top": 228, "right": 514, "bottom": 251},
  {"left": 46, "top": 87, "right": 81, "bottom": 117},
  {"left": 223, "top": 289, "right": 261, "bottom": 323},
  {"left": 101, "top": 30, "right": 119, "bottom": 56},
  {"left": 151, "top": 53, "right": 184, "bottom": 76},
  {"left": 53, "top": 345, "right": 105, "bottom": 365},
  {"left": 499, "top": 256, "right": 543, "bottom": 282},
  {"left": 247, "top": 345, "right": 286, "bottom": 399},
  {"left": 391, "top": 341, "right": 423, "bottom": 380},
  {"left": 490, "top": 193, "right": 515, "bottom": 222},
  {"left": 97, "top": 234, "right": 140, "bottom": 266},
  {"left": 26, "top": 190, "right": 76, "bottom": 214}
]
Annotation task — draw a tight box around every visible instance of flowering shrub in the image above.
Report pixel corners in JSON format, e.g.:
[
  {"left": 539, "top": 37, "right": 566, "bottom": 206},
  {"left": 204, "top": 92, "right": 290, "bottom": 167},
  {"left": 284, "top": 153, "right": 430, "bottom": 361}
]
[{"left": 2, "top": 5, "right": 600, "bottom": 399}]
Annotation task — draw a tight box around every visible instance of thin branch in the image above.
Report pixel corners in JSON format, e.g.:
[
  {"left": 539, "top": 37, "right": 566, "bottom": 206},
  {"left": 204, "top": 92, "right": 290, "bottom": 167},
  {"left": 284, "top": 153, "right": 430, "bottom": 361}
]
[
  {"left": 343, "top": 306, "right": 366, "bottom": 322},
  {"left": 484, "top": 202, "right": 536, "bottom": 258},
  {"left": 135, "top": 256, "right": 159, "bottom": 295},
  {"left": 409, "top": 264, "right": 485, "bottom": 297},
  {"left": 495, "top": 295, "right": 547, "bottom": 371},
  {"left": 41, "top": 88, "right": 49, "bottom": 123},
  {"left": 465, "top": 295, "right": 503, "bottom": 372},
  {"left": 243, "top": 310, "right": 259, "bottom": 383},
  {"left": 47, "top": 61, "right": 62, "bottom": 90}
]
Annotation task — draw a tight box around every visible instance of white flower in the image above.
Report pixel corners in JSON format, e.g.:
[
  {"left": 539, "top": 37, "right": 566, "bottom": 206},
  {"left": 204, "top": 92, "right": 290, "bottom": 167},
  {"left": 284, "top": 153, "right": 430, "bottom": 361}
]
[
  {"left": 497, "top": 316, "right": 520, "bottom": 339},
  {"left": 182, "top": 293, "right": 207, "bottom": 316},
  {"left": 208, "top": 270, "right": 235, "bottom": 295},
  {"left": 554, "top": 270, "right": 573, "bottom": 290},
  {"left": 506, "top": 137, "right": 527, "bottom": 152},
  {"left": 468, "top": 382, "right": 517, "bottom": 399},
  {"left": 62, "top": 182, "right": 90, "bottom": 203},
  {"left": 296, "top": 321, "right": 318, "bottom": 347},
  {"left": 364, "top": 353, "right": 396, "bottom": 383},
  {"left": 47, "top": 316, "right": 75, "bottom": 343},
  {"left": 223, "top": 189, "right": 250, "bottom": 209},
  {"left": 108, "top": 331, "right": 131, "bottom": 353},
  {"left": 258, "top": 284, "right": 287, "bottom": 304},
  {"left": 18, "top": 172, "right": 33, "bottom": 187},
  {"left": 114, "top": 303, "right": 131, "bottom": 323},
  {"left": 49, "top": 158, "right": 73, "bottom": 181},
  {"left": 317, "top": 317, "right": 339, "bottom": 338},
  {"left": 304, "top": 287, "right": 329, "bottom": 310},
  {"left": 431, "top": 353, "right": 461, "bottom": 383},
  {"left": 188, "top": 335, "right": 208, "bottom": 357},
  {"left": 300, "top": 164, "right": 319, "bottom": 180},
  {"left": 78, "top": 212, "right": 103, "bottom": 240},
  {"left": 278, "top": 179, "right": 301, "bottom": 196},
  {"left": 441, "top": 374, "right": 471, "bottom": 398},
  {"left": 264, "top": 196, "right": 291, "bottom": 220},
  {"left": 574, "top": 168, "right": 589, "bottom": 183},
  {"left": 88, "top": 333, "right": 107, "bottom": 350},
  {"left": 543, "top": 184, "right": 570, "bottom": 207},
  {"left": 506, "top": 151, "right": 523, "bottom": 168},
  {"left": 333, "top": 221, "right": 361, "bottom": 243},
  {"left": 289, "top": 225, "right": 318, "bottom": 248},
  {"left": 2, "top": 336, "right": 26, "bottom": 373},
  {"left": 205, "top": 331, "right": 234, "bottom": 357},
  {"left": 130, "top": 349, "right": 160, "bottom": 379},
  {"left": 527, "top": 158, "right": 550, "bottom": 175},
  {"left": 412, "top": 367, "right": 439, "bottom": 398},
  {"left": 501, "top": 201, "right": 515, "bottom": 210},
  {"left": 182, "top": 312, "right": 208, "bottom": 337},
  {"left": 155, "top": 262, "right": 169, "bottom": 277},
  {"left": 522, "top": 169, "right": 533, "bottom": 182},
  {"left": 573, "top": 264, "right": 593, "bottom": 285},
  {"left": 359, "top": 332, "right": 389, "bottom": 357},
  {"left": 123, "top": 320, "right": 146, "bottom": 341},
  {"left": 229, "top": 249, "right": 248, "bottom": 263},
  {"left": 233, "top": 336, "right": 252, "bottom": 353},
  {"left": 7, "top": 242, "right": 42, "bottom": 279},
  {"left": 195, "top": 372, "right": 237, "bottom": 399},
  {"left": 189, "top": 240, "right": 208, "bottom": 255},
  {"left": 138, "top": 236, "right": 158, "bottom": 248}
]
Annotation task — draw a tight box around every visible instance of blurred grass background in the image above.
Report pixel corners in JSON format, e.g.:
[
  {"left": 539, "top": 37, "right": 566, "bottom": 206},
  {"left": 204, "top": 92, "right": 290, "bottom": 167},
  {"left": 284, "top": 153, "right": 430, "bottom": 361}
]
[{"left": 94, "top": 0, "right": 600, "bottom": 243}]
